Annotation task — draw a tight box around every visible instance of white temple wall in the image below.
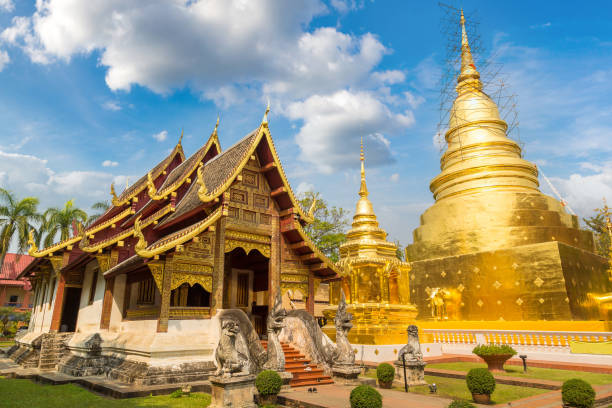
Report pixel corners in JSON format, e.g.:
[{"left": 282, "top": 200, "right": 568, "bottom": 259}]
[
  {"left": 108, "top": 274, "right": 126, "bottom": 333},
  {"left": 75, "top": 261, "right": 105, "bottom": 333},
  {"left": 30, "top": 276, "right": 57, "bottom": 333}
]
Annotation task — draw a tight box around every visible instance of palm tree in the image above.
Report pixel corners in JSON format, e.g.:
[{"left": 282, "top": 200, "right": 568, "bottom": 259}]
[
  {"left": 43, "top": 200, "right": 87, "bottom": 247},
  {"left": 0, "top": 188, "right": 41, "bottom": 271},
  {"left": 86, "top": 201, "right": 110, "bottom": 226}
]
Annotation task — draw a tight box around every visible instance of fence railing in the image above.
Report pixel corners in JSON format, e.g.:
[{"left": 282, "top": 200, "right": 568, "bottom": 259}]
[{"left": 422, "top": 329, "right": 612, "bottom": 351}]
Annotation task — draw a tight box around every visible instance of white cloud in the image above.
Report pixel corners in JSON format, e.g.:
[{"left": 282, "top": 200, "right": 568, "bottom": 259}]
[
  {"left": 330, "top": 0, "right": 362, "bottom": 14},
  {"left": 101, "top": 160, "right": 118, "bottom": 167},
  {"left": 432, "top": 132, "right": 445, "bottom": 151},
  {"left": 530, "top": 22, "right": 552, "bottom": 30},
  {"left": 102, "top": 101, "right": 121, "bottom": 111},
  {"left": 372, "top": 70, "right": 405, "bottom": 85},
  {"left": 390, "top": 173, "right": 399, "bottom": 182},
  {"left": 152, "top": 130, "right": 168, "bottom": 142},
  {"left": 296, "top": 182, "right": 315, "bottom": 194},
  {"left": 0, "top": 150, "right": 128, "bottom": 211},
  {"left": 0, "top": 49, "right": 9, "bottom": 71},
  {"left": 545, "top": 162, "right": 612, "bottom": 219},
  {"left": 0, "top": 0, "right": 13, "bottom": 12},
  {"left": 287, "top": 90, "right": 415, "bottom": 173}
]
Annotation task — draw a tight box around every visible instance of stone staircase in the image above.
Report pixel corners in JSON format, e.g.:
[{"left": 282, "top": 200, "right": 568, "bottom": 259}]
[
  {"left": 262, "top": 340, "right": 333, "bottom": 388},
  {"left": 39, "top": 333, "right": 73, "bottom": 371}
]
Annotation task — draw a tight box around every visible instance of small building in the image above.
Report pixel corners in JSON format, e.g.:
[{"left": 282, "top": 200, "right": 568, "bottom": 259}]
[
  {"left": 0, "top": 253, "right": 33, "bottom": 310},
  {"left": 15, "top": 112, "right": 339, "bottom": 383}
]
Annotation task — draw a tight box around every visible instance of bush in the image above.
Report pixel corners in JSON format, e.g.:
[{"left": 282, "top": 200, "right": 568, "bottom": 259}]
[
  {"left": 466, "top": 368, "right": 496, "bottom": 395},
  {"left": 562, "top": 378, "right": 595, "bottom": 408},
  {"left": 448, "top": 401, "right": 476, "bottom": 408},
  {"left": 255, "top": 370, "right": 282, "bottom": 397},
  {"left": 472, "top": 344, "right": 517, "bottom": 357},
  {"left": 350, "top": 385, "right": 382, "bottom": 408},
  {"left": 376, "top": 363, "right": 395, "bottom": 383},
  {"left": 169, "top": 389, "right": 182, "bottom": 398}
]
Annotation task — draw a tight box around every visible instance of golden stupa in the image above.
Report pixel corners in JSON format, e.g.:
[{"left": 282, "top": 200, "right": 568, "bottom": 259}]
[
  {"left": 325, "top": 138, "right": 417, "bottom": 344},
  {"left": 406, "top": 11, "right": 612, "bottom": 327}
]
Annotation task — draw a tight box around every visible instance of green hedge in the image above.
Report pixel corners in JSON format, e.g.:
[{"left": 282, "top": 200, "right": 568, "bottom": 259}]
[
  {"left": 350, "top": 385, "right": 382, "bottom": 408},
  {"left": 448, "top": 401, "right": 476, "bottom": 408},
  {"left": 562, "top": 378, "right": 595, "bottom": 408},
  {"left": 472, "top": 344, "right": 517, "bottom": 356},
  {"left": 466, "top": 368, "right": 496, "bottom": 395},
  {"left": 376, "top": 363, "right": 395, "bottom": 383},
  {"left": 255, "top": 370, "right": 282, "bottom": 396}
]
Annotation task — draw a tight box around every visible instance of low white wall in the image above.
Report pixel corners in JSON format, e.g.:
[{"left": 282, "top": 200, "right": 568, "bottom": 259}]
[{"left": 351, "top": 343, "right": 443, "bottom": 364}]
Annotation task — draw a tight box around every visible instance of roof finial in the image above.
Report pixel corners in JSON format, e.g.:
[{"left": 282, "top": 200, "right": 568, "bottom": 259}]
[
  {"left": 213, "top": 114, "right": 220, "bottom": 136},
  {"left": 178, "top": 128, "right": 184, "bottom": 145},
  {"left": 262, "top": 98, "right": 270, "bottom": 127},
  {"left": 458, "top": 9, "right": 481, "bottom": 90},
  {"left": 359, "top": 136, "right": 368, "bottom": 197}
]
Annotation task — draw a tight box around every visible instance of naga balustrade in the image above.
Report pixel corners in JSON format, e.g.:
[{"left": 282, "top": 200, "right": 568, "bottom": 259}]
[{"left": 422, "top": 329, "right": 612, "bottom": 352}]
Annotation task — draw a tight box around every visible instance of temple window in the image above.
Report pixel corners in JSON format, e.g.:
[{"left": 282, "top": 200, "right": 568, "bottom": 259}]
[
  {"left": 88, "top": 270, "right": 99, "bottom": 305},
  {"left": 170, "top": 283, "right": 210, "bottom": 307},
  {"left": 137, "top": 278, "right": 155, "bottom": 305}
]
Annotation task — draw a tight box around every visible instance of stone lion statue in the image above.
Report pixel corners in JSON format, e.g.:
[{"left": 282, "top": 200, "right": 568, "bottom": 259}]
[
  {"left": 263, "top": 292, "right": 286, "bottom": 371},
  {"left": 397, "top": 325, "right": 423, "bottom": 363},
  {"left": 215, "top": 319, "right": 249, "bottom": 377}
]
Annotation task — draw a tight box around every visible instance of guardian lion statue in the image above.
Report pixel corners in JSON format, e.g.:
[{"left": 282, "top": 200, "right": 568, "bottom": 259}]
[
  {"left": 215, "top": 319, "right": 249, "bottom": 378},
  {"left": 397, "top": 324, "right": 423, "bottom": 363},
  {"left": 333, "top": 292, "right": 355, "bottom": 366}
]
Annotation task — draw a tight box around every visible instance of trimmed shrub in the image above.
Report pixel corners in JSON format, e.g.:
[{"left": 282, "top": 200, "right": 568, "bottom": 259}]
[
  {"left": 472, "top": 344, "right": 517, "bottom": 357},
  {"left": 255, "top": 370, "right": 282, "bottom": 397},
  {"left": 350, "top": 385, "right": 382, "bottom": 408},
  {"left": 448, "top": 401, "right": 476, "bottom": 408},
  {"left": 466, "top": 368, "right": 496, "bottom": 395},
  {"left": 376, "top": 363, "right": 395, "bottom": 384},
  {"left": 169, "top": 389, "right": 182, "bottom": 398},
  {"left": 562, "top": 378, "right": 595, "bottom": 408}
]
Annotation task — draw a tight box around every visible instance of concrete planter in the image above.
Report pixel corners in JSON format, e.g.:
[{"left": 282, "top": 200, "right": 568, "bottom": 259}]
[
  {"left": 378, "top": 380, "right": 393, "bottom": 389},
  {"left": 257, "top": 394, "right": 278, "bottom": 405},
  {"left": 472, "top": 392, "right": 491, "bottom": 404},
  {"left": 479, "top": 354, "right": 513, "bottom": 373}
]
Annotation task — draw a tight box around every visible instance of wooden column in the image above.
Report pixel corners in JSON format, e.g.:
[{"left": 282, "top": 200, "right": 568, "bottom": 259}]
[
  {"left": 306, "top": 272, "right": 315, "bottom": 314},
  {"left": 157, "top": 262, "right": 171, "bottom": 333},
  {"left": 49, "top": 254, "right": 69, "bottom": 332},
  {"left": 98, "top": 250, "right": 119, "bottom": 330},
  {"left": 211, "top": 217, "right": 226, "bottom": 316},
  {"left": 99, "top": 276, "right": 115, "bottom": 330},
  {"left": 268, "top": 212, "right": 281, "bottom": 307}
]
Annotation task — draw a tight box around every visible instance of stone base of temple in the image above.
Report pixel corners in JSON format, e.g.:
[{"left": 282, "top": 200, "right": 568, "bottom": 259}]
[
  {"left": 322, "top": 303, "right": 419, "bottom": 345},
  {"left": 394, "top": 360, "right": 427, "bottom": 386},
  {"left": 331, "top": 364, "right": 362, "bottom": 385},
  {"left": 410, "top": 241, "right": 611, "bottom": 322},
  {"left": 9, "top": 332, "right": 43, "bottom": 368},
  {"left": 209, "top": 374, "right": 256, "bottom": 408}
]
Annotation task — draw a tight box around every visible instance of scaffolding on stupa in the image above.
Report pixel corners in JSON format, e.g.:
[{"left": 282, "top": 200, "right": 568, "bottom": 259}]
[{"left": 435, "top": 3, "right": 522, "bottom": 157}]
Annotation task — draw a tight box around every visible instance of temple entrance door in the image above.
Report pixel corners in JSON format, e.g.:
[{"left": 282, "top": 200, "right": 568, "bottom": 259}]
[
  {"left": 223, "top": 247, "right": 269, "bottom": 337},
  {"left": 59, "top": 287, "right": 81, "bottom": 332}
]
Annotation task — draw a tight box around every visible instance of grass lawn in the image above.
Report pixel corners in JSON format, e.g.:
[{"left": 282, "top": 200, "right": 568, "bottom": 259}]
[
  {"left": 0, "top": 377, "right": 211, "bottom": 408},
  {"left": 361, "top": 370, "right": 547, "bottom": 405},
  {"left": 427, "top": 362, "right": 612, "bottom": 385}
]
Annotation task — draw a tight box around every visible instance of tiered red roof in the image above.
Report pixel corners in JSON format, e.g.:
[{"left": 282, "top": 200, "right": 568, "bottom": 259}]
[{"left": 1, "top": 254, "right": 33, "bottom": 289}]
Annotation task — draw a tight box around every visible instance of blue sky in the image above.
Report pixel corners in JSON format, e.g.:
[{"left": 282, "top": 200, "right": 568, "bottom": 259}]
[{"left": 0, "top": 0, "right": 611, "bottom": 248}]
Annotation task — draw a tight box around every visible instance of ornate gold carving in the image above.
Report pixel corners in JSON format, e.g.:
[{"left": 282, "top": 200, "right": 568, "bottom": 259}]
[
  {"left": 147, "top": 261, "right": 165, "bottom": 292},
  {"left": 253, "top": 193, "right": 268, "bottom": 208},
  {"left": 225, "top": 239, "right": 270, "bottom": 257},
  {"left": 260, "top": 213, "right": 271, "bottom": 225},
  {"left": 27, "top": 230, "right": 38, "bottom": 256},
  {"left": 170, "top": 272, "right": 212, "bottom": 292},
  {"left": 242, "top": 210, "right": 256, "bottom": 223},
  {"left": 110, "top": 183, "right": 120, "bottom": 206},
  {"left": 134, "top": 216, "right": 148, "bottom": 254},
  {"left": 242, "top": 169, "right": 258, "bottom": 187},
  {"left": 534, "top": 277, "right": 544, "bottom": 287},
  {"left": 230, "top": 188, "right": 248, "bottom": 204},
  {"left": 228, "top": 207, "right": 239, "bottom": 219},
  {"left": 169, "top": 307, "right": 211, "bottom": 319},
  {"left": 95, "top": 254, "right": 111, "bottom": 273},
  {"left": 49, "top": 256, "right": 63, "bottom": 277}
]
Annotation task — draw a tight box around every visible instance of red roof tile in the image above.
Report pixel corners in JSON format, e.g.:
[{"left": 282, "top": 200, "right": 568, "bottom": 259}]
[{"left": 1, "top": 253, "right": 34, "bottom": 280}]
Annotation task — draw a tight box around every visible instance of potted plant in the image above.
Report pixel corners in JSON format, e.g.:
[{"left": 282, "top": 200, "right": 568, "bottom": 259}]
[
  {"left": 472, "top": 344, "right": 517, "bottom": 373},
  {"left": 466, "top": 368, "right": 495, "bottom": 404},
  {"left": 350, "top": 385, "right": 382, "bottom": 408},
  {"left": 376, "top": 363, "right": 395, "bottom": 389},
  {"left": 562, "top": 378, "right": 595, "bottom": 408},
  {"left": 255, "top": 370, "right": 282, "bottom": 405}
]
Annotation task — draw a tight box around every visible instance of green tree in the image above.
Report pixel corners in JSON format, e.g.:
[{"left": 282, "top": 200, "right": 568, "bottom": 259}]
[
  {"left": 86, "top": 201, "right": 110, "bottom": 226},
  {"left": 299, "top": 191, "right": 349, "bottom": 263},
  {"left": 583, "top": 206, "right": 611, "bottom": 259},
  {"left": 393, "top": 240, "right": 405, "bottom": 261},
  {"left": 43, "top": 200, "right": 87, "bottom": 247},
  {"left": 0, "top": 188, "right": 41, "bottom": 271}
]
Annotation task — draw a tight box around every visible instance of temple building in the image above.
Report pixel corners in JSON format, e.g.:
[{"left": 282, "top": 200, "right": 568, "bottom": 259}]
[
  {"left": 16, "top": 110, "right": 339, "bottom": 382},
  {"left": 406, "top": 12, "right": 612, "bottom": 326},
  {"left": 325, "top": 139, "right": 416, "bottom": 344},
  {"left": 0, "top": 253, "right": 33, "bottom": 309}
]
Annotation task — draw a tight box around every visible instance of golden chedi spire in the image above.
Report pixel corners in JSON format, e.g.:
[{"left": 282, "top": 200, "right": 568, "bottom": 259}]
[{"left": 406, "top": 10, "right": 611, "bottom": 324}]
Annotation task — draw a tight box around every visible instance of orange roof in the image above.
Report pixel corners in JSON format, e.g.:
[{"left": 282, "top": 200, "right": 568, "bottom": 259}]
[{"left": 1, "top": 253, "right": 34, "bottom": 288}]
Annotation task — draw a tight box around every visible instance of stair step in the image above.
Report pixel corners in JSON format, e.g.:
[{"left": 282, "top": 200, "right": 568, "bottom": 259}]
[{"left": 290, "top": 378, "right": 334, "bottom": 387}]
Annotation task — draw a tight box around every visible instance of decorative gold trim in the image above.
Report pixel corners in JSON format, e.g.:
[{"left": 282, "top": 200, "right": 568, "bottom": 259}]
[
  {"left": 81, "top": 203, "right": 175, "bottom": 253},
  {"left": 28, "top": 231, "right": 82, "bottom": 258},
  {"left": 84, "top": 208, "right": 132, "bottom": 236},
  {"left": 146, "top": 261, "right": 165, "bottom": 292},
  {"left": 225, "top": 239, "right": 270, "bottom": 258},
  {"left": 136, "top": 206, "right": 225, "bottom": 258},
  {"left": 170, "top": 271, "right": 213, "bottom": 292}
]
